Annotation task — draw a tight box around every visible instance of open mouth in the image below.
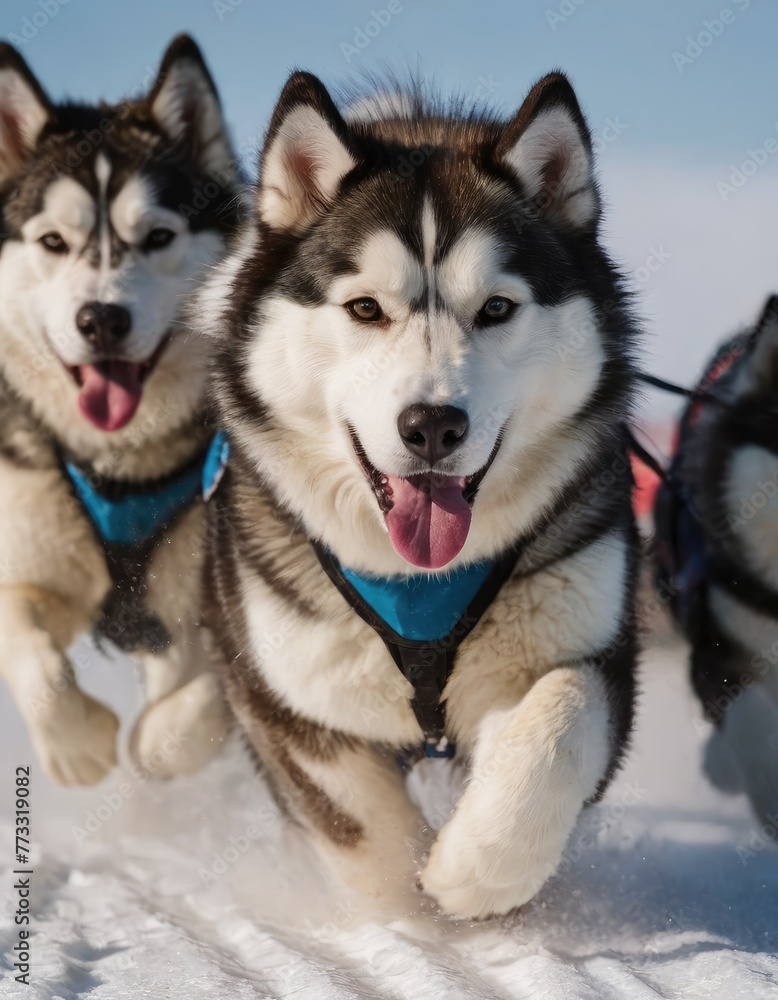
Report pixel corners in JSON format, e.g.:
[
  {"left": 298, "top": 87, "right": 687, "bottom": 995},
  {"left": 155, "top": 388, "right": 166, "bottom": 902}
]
[
  {"left": 349, "top": 426, "right": 501, "bottom": 570},
  {"left": 65, "top": 337, "right": 170, "bottom": 432}
]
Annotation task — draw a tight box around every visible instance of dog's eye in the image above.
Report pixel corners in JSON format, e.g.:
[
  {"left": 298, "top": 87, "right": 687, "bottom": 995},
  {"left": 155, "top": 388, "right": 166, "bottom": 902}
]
[
  {"left": 39, "top": 232, "right": 68, "bottom": 254},
  {"left": 143, "top": 228, "right": 176, "bottom": 251},
  {"left": 478, "top": 296, "right": 515, "bottom": 323},
  {"left": 346, "top": 297, "right": 383, "bottom": 323}
]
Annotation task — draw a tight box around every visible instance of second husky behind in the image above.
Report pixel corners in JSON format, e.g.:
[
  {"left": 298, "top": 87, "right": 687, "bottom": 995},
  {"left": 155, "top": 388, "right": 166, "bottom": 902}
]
[{"left": 0, "top": 36, "right": 241, "bottom": 784}]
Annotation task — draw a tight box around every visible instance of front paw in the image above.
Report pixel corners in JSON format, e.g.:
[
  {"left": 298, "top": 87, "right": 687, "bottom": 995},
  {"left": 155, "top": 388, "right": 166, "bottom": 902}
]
[
  {"left": 420, "top": 816, "right": 556, "bottom": 920},
  {"left": 31, "top": 689, "right": 119, "bottom": 786},
  {"left": 129, "top": 673, "right": 227, "bottom": 779}
]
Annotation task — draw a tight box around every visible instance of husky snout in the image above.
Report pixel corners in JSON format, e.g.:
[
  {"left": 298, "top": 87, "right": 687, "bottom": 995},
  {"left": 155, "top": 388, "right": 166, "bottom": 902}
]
[
  {"left": 75, "top": 301, "right": 132, "bottom": 353},
  {"left": 397, "top": 404, "right": 469, "bottom": 466}
]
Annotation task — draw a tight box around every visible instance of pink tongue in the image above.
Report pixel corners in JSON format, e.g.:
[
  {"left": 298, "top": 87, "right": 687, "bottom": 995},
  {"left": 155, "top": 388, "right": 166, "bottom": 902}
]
[
  {"left": 77, "top": 362, "right": 143, "bottom": 432},
  {"left": 384, "top": 474, "right": 472, "bottom": 569}
]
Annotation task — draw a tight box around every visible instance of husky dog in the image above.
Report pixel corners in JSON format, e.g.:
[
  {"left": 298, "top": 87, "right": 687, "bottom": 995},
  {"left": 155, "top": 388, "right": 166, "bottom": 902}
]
[
  {"left": 0, "top": 36, "right": 241, "bottom": 785},
  {"left": 201, "top": 70, "right": 641, "bottom": 918},
  {"left": 655, "top": 296, "right": 778, "bottom": 825}
]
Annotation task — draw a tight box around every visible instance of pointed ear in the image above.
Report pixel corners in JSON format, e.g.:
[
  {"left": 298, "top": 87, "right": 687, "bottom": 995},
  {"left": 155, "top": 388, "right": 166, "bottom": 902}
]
[
  {"left": 748, "top": 294, "right": 778, "bottom": 384},
  {"left": 258, "top": 71, "right": 357, "bottom": 233},
  {"left": 0, "top": 43, "right": 53, "bottom": 183},
  {"left": 148, "top": 34, "right": 235, "bottom": 179},
  {"left": 495, "top": 72, "right": 599, "bottom": 232}
]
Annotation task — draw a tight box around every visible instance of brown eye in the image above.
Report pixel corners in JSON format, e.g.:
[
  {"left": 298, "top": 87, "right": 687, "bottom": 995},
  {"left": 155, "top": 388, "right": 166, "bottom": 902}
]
[
  {"left": 346, "top": 297, "right": 383, "bottom": 323},
  {"left": 479, "top": 296, "right": 515, "bottom": 323},
  {"left": 143, "top": 228, "right": 176, "bottom": 251},
  {"left": 40, "top": 232, "right": 68, "bottom": 254}
]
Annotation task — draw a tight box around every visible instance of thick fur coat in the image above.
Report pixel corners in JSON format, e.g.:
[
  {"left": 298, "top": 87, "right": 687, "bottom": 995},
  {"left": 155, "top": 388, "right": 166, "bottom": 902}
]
[
  {"left": 200, "top": 71, "right": 641, "bottom": 918},
  {"left": 0, "top": 36, "right": 241, "bottom": 784},
  {"left": 655, "top": 295, "right": 778, "bottom": 825}
]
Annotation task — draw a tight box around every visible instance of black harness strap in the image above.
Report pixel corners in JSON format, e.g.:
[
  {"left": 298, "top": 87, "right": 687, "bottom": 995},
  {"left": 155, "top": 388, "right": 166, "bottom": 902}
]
[
  {"left": 313, "top": 542, "right": 523, "bottom": 754},
  {"left": 640, "top": 362, "right": 778, "bottom": 638},
  {"left": 637, "top": 373, "right": 695, "bottom": 399},
  {"left": 59, "top": 444, "right": 211, "bottom": 655},
  {"left": 623, "top": 425, "right": 668, "bottom": 483}
]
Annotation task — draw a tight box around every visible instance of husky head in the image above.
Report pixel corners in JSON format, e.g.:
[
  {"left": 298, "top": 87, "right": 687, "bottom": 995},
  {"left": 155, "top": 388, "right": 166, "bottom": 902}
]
[
  {"left": 210, "top": 72, "right": 635, "bottom": 573},
  {"left": 0, "top": 35, "right": 240, "bottom": 449}
]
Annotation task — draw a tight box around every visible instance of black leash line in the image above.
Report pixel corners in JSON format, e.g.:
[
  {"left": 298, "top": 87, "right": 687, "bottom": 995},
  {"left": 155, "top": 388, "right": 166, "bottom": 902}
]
[{"left": 637, "top": 373, "right": 695, "bottom": 399}]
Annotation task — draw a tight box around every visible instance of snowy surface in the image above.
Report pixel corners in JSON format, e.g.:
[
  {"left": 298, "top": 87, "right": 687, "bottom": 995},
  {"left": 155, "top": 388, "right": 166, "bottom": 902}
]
[{"left": 1, "top": 639, "right": 777, "bottom": 999}]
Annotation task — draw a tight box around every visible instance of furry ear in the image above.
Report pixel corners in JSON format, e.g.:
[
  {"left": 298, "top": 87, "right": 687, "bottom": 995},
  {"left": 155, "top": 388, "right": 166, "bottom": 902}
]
[
  {"left": 0, "top": 43, "right": 52, "bottom": 183},
  {"left": 148, "top": 34, "right": 234, "bottom": 178},
  {"left": 258, "top": 71, "right": 356, "bottom": 233},
  {"left": 748, "top": 294, "right": 778, "bottom": 385},
  {"left": 495, "top": 72, "right": 599, "bottom": 232}
]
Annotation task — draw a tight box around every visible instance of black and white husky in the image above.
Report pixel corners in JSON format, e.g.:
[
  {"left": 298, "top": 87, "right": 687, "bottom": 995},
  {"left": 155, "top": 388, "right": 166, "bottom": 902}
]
[
  {"left": 200, "top": 71, "right": 641, "bottom": 917},
  {"left": 0, "top": 36, "right": 241, "bottom": 785},
  {"left": 655, "top": 295, "right": 778, "bottom": 825}
]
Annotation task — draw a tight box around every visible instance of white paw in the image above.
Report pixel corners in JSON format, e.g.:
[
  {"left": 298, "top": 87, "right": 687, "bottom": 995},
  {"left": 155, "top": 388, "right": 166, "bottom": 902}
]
[
  {"left": 419, "top": 667, "right": 609, "bottom": 918},
  {"left": 30, "top": 689, "right": 119, "bottom": 786},
  {"left": 420, "top": 817, "right": 557, "bottom": 919},
  {"left": 129, "top": 673, "right": 227, "bottom": 779}
]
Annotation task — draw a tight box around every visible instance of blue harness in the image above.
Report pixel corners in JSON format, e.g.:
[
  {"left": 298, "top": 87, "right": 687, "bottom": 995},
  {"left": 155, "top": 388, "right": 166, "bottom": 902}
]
[
  {"left": 64, "top": 431, "right": 229, "bottom": 547},
  {"left": 203, "top": 432, "right": 521, "bottom": 760},
  {"left": 341, "top": 561, "right": 496, "bottom": 642},
  {"left": 315, "top": 542, "right": 522, "bottom": 760}
]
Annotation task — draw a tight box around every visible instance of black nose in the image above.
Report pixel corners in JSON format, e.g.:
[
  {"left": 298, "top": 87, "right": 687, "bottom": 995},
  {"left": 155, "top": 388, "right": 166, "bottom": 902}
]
[
  {"left": 397, "top": 404, "right": 469, "bottom": 465},
  {"left": 75, "top": 302, "right": 132, "bottom": 348}
]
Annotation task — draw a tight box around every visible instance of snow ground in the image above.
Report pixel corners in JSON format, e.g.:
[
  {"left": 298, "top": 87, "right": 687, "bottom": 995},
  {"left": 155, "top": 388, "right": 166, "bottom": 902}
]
[{"left": 0, "top": 638, "right": 776, "bottom": 1000}]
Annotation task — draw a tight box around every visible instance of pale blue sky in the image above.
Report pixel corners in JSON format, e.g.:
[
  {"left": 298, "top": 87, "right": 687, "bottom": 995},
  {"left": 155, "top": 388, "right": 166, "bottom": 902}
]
[
  {"left": 3, "top": 0, "right": 778, "bottom": 173},
  {"left": 2, "top": 0, "right": 777, "bottom": 402}
]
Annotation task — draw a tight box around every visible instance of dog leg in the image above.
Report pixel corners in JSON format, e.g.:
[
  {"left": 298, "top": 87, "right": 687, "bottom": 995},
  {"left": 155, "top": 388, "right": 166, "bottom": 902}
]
[
  {"left": 421, "top": 665, "right": 612, "bottom": 918},
  {"left": 128, "top": 504, "right": 225, "bottom": 778},
  {"left": 0, "top": 587, "right": 119, "bottom": 785},
  {"left": 237, "top": 721, "right": 428, "bottom": 908},
  {"left": 129, "top": 642, "right": 227, "bottom": 778},
  {"left": 691, "top": 598, "right": 778, "bottom": 821},
  {"left": 294, "top": 746, "right": 429, "bottom": 908},
  {"left": 708, "top": 683, "right": 778, "bottom": 825}
]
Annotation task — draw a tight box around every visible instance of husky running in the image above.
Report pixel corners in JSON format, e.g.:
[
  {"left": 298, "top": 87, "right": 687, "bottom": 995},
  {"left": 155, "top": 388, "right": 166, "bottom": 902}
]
[
  {"left": 655, "top": 295, "right": 778, "bottom": 825},
  {"left": 200, "top": 70, "right": 641, "bottom": 918},
  {"left": 0, "top": 35, "right": 241, "bottom": 785}
]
